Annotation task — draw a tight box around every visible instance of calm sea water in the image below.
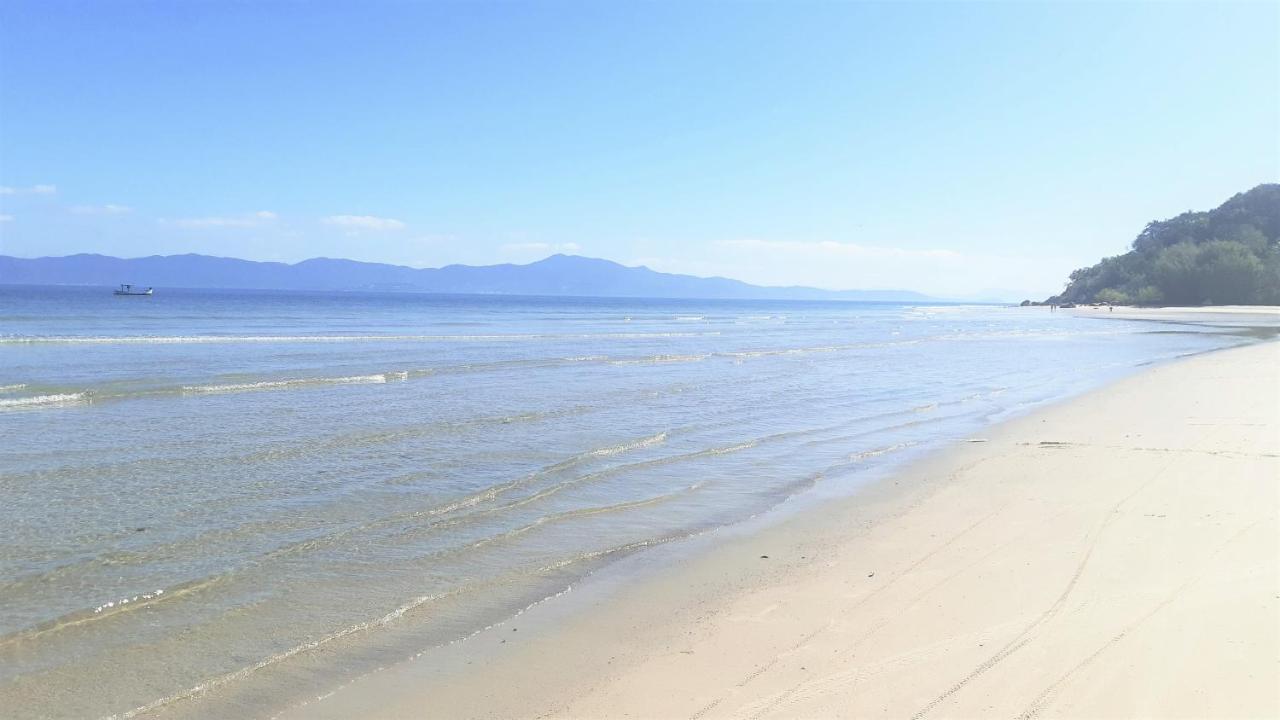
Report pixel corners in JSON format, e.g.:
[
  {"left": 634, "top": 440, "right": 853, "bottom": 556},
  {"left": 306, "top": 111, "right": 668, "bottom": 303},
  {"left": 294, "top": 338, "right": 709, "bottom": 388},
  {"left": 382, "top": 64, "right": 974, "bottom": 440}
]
[{"left": 0, "top": 286, "right": 1249, "bottom": 718}]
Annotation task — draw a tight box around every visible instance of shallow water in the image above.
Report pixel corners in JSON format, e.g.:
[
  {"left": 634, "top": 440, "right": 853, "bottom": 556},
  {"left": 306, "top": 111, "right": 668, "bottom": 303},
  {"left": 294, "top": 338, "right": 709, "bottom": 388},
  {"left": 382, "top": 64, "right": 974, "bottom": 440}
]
[{"left": 0, "top": 286, "right": 1247, "bottom": 718}]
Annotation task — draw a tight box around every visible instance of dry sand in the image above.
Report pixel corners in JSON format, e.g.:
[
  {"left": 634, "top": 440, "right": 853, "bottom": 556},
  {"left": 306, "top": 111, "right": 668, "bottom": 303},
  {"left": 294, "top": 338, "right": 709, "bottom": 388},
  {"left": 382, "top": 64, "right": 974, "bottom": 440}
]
[
  {"left": 282, "top": 340, "right": 1279, "bottom": 720},
  {"left": 1067, "top": 305, "right": 1280, "bottom": 327}
]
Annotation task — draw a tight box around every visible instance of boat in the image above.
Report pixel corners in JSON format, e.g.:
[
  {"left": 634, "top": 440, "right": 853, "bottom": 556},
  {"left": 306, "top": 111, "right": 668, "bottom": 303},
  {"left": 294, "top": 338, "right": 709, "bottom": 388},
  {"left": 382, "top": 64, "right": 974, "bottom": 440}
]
[{"left": 113, "top": 284, "right": 154, "bottom": 296}]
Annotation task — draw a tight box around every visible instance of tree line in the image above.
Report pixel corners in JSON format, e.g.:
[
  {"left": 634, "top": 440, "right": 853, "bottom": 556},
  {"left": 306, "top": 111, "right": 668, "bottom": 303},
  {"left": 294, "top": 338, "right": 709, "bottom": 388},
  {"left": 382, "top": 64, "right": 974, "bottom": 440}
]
[{"left": 1050, "top": 184, "right": 1280, "bottom": 306}]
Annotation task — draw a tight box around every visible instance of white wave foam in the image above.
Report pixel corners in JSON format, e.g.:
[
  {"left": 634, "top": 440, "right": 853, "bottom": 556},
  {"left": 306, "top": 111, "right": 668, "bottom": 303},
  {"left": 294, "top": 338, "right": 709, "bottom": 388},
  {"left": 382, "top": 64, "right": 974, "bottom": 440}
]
[
  {"left": 708, "top": 440, "right": 758, "bottom": 455},
  {"left": 717, "top": 341, "right": 904, "bottom": 362},
  {"left": 609, "top": 353, "right": 710, "bottom": 366},
  {"left": 94, "top": 588, "right": 165, "bottom": 614},
  {"left": 848, "top": 441, "right": 921, "bottom": 461},
  {"left": 0, "top": 392, "right": 90, "bottom": 408},
  {"left": 588, "top": 431, "right": 668, "bottom": 458},
  {"left": 0, "top": 331, "right": 720, "bottom": 345},
  {"left": 108, "top": 585, "right": 465, "bottom": 720},
  {"left": 0, "top": 383, "right": 27, "bottom": 393},
  {"left": 0, "top": 584, "right": 182, "bottom": 650},
  {"left": 182, "top": 374, "right": 394, "bottom": 394}
]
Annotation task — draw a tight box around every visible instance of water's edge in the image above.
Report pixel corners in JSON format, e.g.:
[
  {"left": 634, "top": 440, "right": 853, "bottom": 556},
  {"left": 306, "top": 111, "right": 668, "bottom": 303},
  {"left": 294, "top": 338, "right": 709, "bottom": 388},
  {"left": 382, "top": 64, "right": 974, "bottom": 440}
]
[
  {"left": 1, "top": 288, "right": 1265, "bottom": 720},
  {"left": 261, "top": 336, "right": 1280, "bottom": 720},
  {"left": 157, "top": 333, "right": 1274, "bottom": 720}
]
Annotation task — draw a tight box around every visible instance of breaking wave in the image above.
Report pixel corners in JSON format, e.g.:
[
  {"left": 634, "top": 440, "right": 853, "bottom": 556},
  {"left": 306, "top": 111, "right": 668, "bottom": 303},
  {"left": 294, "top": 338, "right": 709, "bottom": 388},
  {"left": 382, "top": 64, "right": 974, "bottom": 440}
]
[
  {"left": 0, "top": 392, "right": 91, "bottom": 409},
  {"left": 181, "top": 373, "right": 406, "bottom": 394},
  {"left": 0, "top": 331, "right": 720, "bottom": 345}
]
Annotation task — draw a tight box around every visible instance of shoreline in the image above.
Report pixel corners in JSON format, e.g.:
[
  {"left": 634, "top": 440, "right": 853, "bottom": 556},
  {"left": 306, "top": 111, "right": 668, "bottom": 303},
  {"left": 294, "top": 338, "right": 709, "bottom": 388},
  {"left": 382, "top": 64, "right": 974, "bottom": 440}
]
[
  {"left": 1065, "top": 304, "right": 1280, "bottom": 329},
  {"left": 276, "top": 338, "right": 1280, "bottom": 719}
]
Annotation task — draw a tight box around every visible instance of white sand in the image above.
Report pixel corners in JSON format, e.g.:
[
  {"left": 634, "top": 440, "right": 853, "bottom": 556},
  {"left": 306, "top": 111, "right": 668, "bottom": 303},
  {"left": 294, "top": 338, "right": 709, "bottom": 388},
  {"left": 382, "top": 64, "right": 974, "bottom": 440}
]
[
  {"left": 280, "top": 341, "right": 1279, "bottom": 719},
  {"left": 1068, "top": 305, "right": 1280, "bottom": 326}
]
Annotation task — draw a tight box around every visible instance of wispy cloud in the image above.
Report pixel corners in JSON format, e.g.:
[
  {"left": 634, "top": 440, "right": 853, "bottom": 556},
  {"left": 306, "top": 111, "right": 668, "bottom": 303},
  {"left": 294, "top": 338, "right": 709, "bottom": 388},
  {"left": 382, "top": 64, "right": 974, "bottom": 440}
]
[
  {"left": 0, "top": 184, "right": 57, "bottom": 195},
  {"left": 322, "top": 214, "right": 406, "bottom": 231},
  {"left": 71, "top": 204, "right": 133, "bottom": 215},
  {"left": 166, "top": 210, "right": 277, "bottom": 228},
  {"left": 0, "top": 214, "right": 13, "bottom": 223}
]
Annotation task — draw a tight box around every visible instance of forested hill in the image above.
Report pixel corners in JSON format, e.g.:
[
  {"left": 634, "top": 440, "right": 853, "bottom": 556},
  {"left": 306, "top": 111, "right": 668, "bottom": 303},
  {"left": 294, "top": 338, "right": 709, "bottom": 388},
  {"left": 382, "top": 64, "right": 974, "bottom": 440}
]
[
  {"left": 1052, "top": 184, "right": 1280, "bottom": 305},
  {"left": 0, "top": 252, "right": 936, "bottom": 302}
]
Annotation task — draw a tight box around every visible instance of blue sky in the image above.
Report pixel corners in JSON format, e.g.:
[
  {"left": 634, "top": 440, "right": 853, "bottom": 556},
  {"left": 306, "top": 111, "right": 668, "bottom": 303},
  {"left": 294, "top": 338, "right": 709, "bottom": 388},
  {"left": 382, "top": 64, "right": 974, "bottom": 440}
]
[{"left": 1, "top": 1, "right": 1275, "bottom": 298}]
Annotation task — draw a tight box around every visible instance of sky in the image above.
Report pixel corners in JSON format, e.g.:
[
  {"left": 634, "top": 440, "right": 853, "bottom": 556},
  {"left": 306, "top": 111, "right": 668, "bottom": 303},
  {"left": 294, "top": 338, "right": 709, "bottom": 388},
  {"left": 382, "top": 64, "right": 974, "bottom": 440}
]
[{"left": 0, "top": 1, "right": 1276, "bottom": 299}]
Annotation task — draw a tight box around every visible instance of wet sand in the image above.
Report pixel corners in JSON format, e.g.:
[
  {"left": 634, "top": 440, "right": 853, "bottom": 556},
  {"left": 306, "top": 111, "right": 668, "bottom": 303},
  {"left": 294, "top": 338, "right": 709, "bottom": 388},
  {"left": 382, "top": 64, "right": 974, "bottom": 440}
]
[{"left": 277, "top": 340, "right": 1279, "bottom": 719}]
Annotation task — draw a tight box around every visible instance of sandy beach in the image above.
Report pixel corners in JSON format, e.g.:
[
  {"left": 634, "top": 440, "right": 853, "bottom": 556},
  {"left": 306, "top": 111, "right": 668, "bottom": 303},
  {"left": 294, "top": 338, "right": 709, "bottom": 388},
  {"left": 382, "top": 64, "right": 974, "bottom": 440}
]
[
  {"left": 7, "top": 3, "right": 1276, "bottom": 715},
  {"left": 1068, "top": 305, "right": 1280, "bottom": 328},
  {"left": 276, "top": 337, "right": 1280, "bottom": 720}
]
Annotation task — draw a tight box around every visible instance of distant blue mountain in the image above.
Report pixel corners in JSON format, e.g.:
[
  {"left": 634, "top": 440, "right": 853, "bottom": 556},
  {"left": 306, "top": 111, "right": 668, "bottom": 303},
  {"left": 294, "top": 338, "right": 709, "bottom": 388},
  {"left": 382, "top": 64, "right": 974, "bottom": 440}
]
[{"left": 0, "top": 253, "right": 937, "bottom": 301}]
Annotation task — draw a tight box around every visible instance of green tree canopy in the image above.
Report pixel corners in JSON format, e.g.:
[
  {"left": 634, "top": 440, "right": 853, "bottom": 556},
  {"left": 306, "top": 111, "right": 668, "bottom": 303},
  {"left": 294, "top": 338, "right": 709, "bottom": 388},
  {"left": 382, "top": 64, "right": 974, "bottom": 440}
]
[{"left": 1052, "top": 185, "right": 1280, "bottom": 306}]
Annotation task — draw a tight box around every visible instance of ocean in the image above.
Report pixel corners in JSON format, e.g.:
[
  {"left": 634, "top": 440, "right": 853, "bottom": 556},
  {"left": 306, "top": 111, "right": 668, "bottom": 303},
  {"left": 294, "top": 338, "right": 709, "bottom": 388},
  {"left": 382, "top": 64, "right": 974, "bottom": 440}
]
[{"left": 0, "top": 286, "right": 1252, "bottom": 719}]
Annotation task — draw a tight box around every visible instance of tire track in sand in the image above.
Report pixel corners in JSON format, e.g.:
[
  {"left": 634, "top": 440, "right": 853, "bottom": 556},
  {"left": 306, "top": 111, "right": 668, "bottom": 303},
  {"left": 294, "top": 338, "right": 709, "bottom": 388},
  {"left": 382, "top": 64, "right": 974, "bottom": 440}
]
[
  {"left": 1016, "top": 519, "right": 1265, "bottom": 720},
  {"left": 908, "top": 446, "right": 1187, "bottom": 719}
]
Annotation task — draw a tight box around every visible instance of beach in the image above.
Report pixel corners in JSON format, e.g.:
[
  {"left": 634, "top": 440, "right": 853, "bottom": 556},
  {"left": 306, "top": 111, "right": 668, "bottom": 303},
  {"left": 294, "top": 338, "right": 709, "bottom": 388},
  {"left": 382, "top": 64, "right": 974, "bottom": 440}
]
[
  {"left": 282, "top": 338, "right": 1279, "bottom": 719},
  {"left": 1069, "top": 304, "right": 1280, "bottom": 327},
  {"left": 5, "top": 1, "right": 1276, "bottom": 715},
  {"left": 2, "top": 293, "right": 1273, "bottom": 719}
]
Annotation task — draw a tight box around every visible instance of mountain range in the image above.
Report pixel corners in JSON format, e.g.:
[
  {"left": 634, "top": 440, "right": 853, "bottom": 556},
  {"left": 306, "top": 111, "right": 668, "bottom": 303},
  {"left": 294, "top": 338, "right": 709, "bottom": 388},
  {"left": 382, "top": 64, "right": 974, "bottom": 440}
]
[{"left": 0, "top": 253, "right": 938, "bottom": 302}]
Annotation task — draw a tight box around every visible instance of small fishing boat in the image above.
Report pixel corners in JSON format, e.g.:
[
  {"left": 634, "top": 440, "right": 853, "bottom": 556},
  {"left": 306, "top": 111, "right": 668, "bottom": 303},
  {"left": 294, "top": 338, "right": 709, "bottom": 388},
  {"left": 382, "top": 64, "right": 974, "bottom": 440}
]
[{"left": 113, "top": 284, "right": 154, "bottom": 296}]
